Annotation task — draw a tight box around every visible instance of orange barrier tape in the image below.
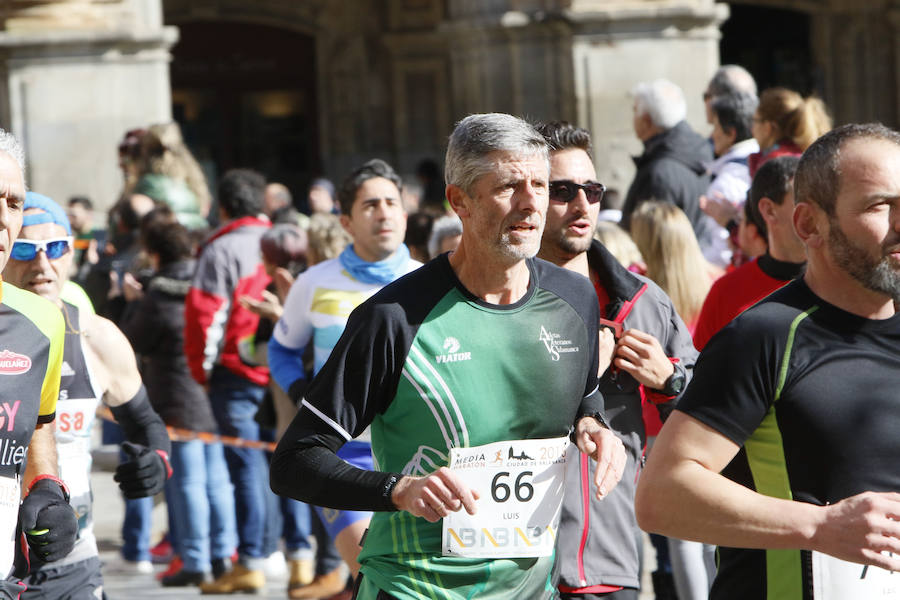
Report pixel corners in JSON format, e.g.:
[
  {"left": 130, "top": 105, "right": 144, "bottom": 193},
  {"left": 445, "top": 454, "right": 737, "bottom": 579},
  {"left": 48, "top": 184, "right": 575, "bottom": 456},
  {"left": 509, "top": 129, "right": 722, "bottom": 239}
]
[{"left": 97, "top": 405, "right": 277, "bottom": 452}]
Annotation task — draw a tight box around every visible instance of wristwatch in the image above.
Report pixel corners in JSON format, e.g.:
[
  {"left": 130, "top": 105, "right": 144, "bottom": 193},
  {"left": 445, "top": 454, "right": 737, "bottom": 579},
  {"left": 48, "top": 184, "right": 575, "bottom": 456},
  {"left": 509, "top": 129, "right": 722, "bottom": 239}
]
[{"left": 656, "top": 363, "right": 686, "bottom": 397}]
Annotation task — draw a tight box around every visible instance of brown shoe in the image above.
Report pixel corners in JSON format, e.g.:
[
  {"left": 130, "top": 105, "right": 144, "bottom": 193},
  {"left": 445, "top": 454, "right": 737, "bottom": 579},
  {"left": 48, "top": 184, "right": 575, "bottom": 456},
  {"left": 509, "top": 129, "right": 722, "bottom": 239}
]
[
  {"left": 287, "top": 558, "right": 315, "bottom": 590},
  {"left": 199, "top": 563, "right": 265, "bottom": 594},
  {"left": 287, "top": 567, "right": 345, "bottom": 599}
]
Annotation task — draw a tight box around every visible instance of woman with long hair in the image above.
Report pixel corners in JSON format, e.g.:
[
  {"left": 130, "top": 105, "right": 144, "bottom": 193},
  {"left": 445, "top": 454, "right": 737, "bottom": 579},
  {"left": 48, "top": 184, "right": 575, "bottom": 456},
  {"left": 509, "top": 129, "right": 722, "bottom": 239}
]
[
  {"left": 748, "top": 87, "right": 831, "bottom": 176},
  {"left": 131, "top": 122, "right": 211, "bottom": 230},
  {"left": 630, "top": 201, "right": 721, "bottom": 331},
  {"left": 630, "top": 201, "right": 723, "bottom": 600}
]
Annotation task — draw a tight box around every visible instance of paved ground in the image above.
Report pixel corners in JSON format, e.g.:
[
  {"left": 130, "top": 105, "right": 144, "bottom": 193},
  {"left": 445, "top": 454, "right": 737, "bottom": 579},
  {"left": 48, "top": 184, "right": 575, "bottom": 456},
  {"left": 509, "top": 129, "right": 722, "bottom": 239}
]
[{"left": 91, "top": 447, "right": 659, "bottom": 599}]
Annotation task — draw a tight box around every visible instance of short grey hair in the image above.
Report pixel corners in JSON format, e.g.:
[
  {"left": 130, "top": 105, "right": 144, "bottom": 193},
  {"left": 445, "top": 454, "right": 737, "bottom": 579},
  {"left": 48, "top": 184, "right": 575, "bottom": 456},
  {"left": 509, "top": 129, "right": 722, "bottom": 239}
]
[
  {"left": 631, "top": 79, "right": 687, "bottom": 130},
  {"left": 0, "top": 129, "right": 26, "bottom": 175},
  {"left": 428, "top": 215, "right": 463, "bottom": 258},
  {"left": 707, "top": 65, "right": 758, "bottom": 98},
  {"left": 445, "top": 113, "right": 548, "bottom": 196}
]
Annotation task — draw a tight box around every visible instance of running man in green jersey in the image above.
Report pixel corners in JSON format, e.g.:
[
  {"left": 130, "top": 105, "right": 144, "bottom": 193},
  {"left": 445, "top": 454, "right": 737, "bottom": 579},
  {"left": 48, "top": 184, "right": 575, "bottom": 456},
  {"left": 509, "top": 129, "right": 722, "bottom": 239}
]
[
  {"left": 0, "top": 129, "right": 78, "bottom": 599},
  {"left": 272, "top": 113, "right": 626, "bottom": 599}
]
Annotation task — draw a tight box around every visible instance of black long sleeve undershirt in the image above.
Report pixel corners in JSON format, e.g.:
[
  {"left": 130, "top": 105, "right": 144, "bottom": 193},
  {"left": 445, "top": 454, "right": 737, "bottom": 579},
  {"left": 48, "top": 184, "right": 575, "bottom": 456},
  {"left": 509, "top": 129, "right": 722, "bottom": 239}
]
[{"left": 270, "top": 405, "right": 402, "bottom": 512}]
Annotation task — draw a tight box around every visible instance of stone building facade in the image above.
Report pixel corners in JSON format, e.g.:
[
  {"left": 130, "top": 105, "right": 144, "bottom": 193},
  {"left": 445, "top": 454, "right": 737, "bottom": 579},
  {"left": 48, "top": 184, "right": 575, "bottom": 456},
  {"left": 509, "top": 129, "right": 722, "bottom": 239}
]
[{"left": 0, "top": 0, "right": 897, "bottom": 212}]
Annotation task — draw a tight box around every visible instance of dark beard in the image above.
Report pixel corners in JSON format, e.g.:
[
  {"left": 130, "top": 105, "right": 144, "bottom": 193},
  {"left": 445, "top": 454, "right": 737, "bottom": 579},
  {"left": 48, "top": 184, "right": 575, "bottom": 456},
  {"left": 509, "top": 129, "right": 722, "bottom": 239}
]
[
  {"left": 548, "top": 225, "right": 593, "bottom": 257},
  {"left": 828, "top": 220, "right": 900, "bottom": 302}
]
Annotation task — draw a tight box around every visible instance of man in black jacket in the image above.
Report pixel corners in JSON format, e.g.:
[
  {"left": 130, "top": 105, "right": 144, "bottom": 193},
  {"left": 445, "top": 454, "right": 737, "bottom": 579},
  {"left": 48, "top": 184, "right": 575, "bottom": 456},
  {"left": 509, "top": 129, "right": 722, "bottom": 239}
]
[{"left": 622, "top": 79, "right": 716, "bottom": 252}]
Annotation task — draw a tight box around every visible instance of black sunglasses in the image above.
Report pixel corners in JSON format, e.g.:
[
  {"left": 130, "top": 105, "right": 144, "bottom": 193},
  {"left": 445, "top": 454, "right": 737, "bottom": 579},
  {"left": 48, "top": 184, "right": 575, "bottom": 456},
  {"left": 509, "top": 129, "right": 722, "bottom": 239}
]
[{"left": 549, "top": 180, "right": 606, "bottom": 204}]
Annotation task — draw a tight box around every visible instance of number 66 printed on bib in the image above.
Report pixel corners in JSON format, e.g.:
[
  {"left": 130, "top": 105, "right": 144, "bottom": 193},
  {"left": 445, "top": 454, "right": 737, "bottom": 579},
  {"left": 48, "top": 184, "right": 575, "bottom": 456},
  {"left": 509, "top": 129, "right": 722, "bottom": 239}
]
[{"left": 442, "top": 436, "right": 570, "bottom": 559}]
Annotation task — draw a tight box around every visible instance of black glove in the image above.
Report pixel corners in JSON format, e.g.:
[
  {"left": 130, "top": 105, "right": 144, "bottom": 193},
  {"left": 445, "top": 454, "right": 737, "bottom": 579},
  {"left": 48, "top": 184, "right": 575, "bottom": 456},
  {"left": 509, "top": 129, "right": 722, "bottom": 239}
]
[
  {"left": 114, "top": 442, "right": 170, "bottom": 499},
  {"left": 19, "top": 477, "right": 77, "bottom": 564},
  {"left": 0, "top": 578, "right": 26, "bottom": 600}
]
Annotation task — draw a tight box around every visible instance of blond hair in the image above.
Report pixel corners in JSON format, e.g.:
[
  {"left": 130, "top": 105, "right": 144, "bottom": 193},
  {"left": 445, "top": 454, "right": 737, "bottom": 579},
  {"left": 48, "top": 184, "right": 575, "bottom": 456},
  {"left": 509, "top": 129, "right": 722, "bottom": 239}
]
[
  {"left": 630, "top": 202, "right": 713, "bottom": 325},
  {"left": 757, "top": 87, "right": 832, "bottom": 151},
  {"left": 138, "top": 122, "right": 212, "bottom": 215},
  {"left": 307, "top": 213, "right": 351, "bottom": 265},
  {"left": 593, "top": 221, "right": 643, "bottom": 270}
]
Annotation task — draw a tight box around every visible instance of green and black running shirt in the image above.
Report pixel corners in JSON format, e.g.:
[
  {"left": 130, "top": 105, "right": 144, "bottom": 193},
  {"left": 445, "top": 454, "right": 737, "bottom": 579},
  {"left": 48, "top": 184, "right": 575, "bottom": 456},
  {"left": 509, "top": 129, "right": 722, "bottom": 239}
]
[
  {"left": 301, "top": 255, "right": 603, "bottom": 600},
  {"left": 0, "top": 281, "right": 64, "bottom": 576},
  {"left": 677, "top": 277, "right": 900, "bottom": 600}
]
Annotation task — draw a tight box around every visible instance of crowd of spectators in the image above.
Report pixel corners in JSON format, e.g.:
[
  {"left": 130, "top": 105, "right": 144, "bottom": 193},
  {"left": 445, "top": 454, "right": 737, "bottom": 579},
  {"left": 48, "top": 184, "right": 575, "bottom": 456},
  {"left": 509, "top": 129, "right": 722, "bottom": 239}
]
[{"left": 12, "top": 62, "right": 857, "bottom": 600}]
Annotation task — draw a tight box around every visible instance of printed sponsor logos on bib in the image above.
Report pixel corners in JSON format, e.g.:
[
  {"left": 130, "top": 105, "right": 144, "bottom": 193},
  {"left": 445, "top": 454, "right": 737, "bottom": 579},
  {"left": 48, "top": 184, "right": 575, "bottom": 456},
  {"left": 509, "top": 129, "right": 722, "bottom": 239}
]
[
  {"left": 436, "top": 336, "right": 472, "bottom": 364},
  {"left": 0, "top": 350, "right": 31, "bottom": 375},
  {"left": 538, "top": 326, "right": 579, "bottom": 361}
]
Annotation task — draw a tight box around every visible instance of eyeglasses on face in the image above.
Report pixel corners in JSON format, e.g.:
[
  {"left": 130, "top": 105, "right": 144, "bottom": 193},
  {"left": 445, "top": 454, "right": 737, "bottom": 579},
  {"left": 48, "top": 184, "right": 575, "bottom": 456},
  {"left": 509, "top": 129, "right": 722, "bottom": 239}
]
[
  {"left": 548, "top": 180, "right": 606, "bottom": 204},
  {"left": 10, "top": 237, "right": 74, "bottom": 261}
]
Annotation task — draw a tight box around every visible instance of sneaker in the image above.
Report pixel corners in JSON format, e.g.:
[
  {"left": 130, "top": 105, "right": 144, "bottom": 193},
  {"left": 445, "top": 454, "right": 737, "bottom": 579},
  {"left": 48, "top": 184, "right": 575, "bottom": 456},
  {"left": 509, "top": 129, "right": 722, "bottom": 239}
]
[
  {"left": 149, "top": 535, "right": 174, "bottom": 564},
  {"left": 287, "top": 558, "right": 314, "bottom": 590},
  {"left": 263, "top": 550, "right": 287, "bottom": 579},
  {"left": 287, "top": 567, "right": 345, "bottom": 600},
  {"left": 199, "top": 563, "right": 265, "bottom": 594},
  {"left": 106, "top": 557, "right": 154, "bottom": 575},
  {"left": 161, "top": 569, "right": 207, "bottom": 587},
  {"left": 157, "top": 556, "right": 183, "bottom": 581}
]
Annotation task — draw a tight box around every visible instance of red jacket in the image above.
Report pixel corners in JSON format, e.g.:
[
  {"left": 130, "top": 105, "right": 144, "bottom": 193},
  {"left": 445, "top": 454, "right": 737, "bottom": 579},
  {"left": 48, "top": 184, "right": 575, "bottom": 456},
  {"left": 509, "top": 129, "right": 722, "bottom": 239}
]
[
  {"left": 748, "top": 139, "right": 803, "bottom": 177},
  {"left": 184, "top": 216, "right": 271, "bottom": 386}
]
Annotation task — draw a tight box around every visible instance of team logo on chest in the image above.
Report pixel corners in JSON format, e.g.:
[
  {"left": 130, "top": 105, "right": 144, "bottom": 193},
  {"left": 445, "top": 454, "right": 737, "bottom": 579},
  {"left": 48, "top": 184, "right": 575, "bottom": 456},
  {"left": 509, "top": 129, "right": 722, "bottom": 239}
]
[
  {"left": 435, "top": 336, "right": 472, "bottom": 364},
  {"left": 538, "top": 326, "right": 579, "bottom": 361},
  {"left": 0, "top": 350, "right": 31, "bottom": 375}
]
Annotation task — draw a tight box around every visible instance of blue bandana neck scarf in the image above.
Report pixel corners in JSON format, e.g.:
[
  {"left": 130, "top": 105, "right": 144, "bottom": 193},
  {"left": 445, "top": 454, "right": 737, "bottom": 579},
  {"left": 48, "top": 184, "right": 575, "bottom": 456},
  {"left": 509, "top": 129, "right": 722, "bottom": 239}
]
[{"left": 339, "top": 243, "right": 412, "bottom": 285}]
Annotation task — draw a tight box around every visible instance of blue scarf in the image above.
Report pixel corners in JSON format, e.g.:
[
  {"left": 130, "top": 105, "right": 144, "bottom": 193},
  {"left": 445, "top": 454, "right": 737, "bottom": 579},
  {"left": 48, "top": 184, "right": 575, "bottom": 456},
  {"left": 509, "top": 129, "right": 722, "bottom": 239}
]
[{"left": 339, "top": 244, "right": 412, "bottom": 285}]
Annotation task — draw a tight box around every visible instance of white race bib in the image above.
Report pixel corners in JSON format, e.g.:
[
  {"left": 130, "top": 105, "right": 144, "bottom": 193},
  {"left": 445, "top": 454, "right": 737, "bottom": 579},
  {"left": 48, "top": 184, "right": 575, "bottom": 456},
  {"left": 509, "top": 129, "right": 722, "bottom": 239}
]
[
  {"left": 812, "top": 551, "right": 900, "bottom": 599},
  {"left": 0, "top": 476, "right": 19, "bottom": 577},
  {"left": 442, "top": 436, "right": 570, "bottom": 558}
]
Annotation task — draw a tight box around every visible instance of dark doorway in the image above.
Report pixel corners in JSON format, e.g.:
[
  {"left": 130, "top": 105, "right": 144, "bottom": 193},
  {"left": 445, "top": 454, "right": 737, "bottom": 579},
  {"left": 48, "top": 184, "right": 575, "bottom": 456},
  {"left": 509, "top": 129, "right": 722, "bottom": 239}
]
[
  {"left": 169, "top": 21, "right": 319, "bottom": 208},
  {"left": 720, "top": 4, "right": 819, "bottom": 95}
]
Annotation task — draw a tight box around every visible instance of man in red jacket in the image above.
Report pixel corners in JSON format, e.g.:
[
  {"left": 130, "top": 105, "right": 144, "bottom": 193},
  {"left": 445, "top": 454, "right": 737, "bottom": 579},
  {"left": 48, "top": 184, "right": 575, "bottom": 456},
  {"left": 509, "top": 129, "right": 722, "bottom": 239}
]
[
  {"left": 692, "top": 156, "right": 805, "bottom": 350},
  {"left": 184, "top": 169, "right": 271, "bottom": 593}
]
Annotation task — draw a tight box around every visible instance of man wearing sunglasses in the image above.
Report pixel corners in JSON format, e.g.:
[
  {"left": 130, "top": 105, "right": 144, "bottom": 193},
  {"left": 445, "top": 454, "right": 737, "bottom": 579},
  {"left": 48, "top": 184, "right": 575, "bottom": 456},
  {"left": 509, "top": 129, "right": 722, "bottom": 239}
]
[
  {"left": 0, "top": 132, "right": 79, "bottom": 600},
  {"left": 536, "top": 121, "right": 697, "bottom": 600},
  {"left": 3, "top": 192, "right": 171, "bottom": 600}
]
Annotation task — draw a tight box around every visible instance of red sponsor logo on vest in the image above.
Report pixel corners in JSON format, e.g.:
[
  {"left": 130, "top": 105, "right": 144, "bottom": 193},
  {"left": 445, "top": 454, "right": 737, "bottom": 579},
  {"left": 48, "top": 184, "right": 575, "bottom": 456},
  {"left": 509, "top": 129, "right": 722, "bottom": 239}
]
[{"left": 0, "top": 350, "right": 31, "bottom": 375}]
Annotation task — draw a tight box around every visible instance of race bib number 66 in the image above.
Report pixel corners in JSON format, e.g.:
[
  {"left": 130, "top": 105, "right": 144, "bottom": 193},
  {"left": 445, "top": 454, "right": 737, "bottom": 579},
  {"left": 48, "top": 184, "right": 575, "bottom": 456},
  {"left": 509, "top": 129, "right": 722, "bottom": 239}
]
[{"left": 441, "top": 436, "right": 570, "bottom": 559}]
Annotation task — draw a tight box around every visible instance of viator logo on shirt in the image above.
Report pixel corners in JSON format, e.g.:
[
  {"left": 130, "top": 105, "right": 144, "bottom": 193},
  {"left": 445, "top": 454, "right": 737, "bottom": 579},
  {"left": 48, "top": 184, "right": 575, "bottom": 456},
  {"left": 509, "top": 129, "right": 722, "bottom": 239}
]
[{"left": 436, "top": 336, "right": 472, "bottom": 363}]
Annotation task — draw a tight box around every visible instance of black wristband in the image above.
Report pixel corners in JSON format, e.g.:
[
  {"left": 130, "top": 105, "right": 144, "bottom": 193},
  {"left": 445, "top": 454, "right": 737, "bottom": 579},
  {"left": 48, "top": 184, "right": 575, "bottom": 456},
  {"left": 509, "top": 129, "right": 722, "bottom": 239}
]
[
  {"left": 570, "top": 411, "right": 611, "bottom": 442},
  {"left": 381, "top": 474, "right": 402, "bottom": 512}
]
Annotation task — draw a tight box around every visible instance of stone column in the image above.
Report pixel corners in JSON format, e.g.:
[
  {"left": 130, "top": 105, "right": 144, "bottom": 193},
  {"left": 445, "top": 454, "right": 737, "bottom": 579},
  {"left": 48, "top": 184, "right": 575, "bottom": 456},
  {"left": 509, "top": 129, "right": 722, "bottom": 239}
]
[
  {"left": 0, "top": 0, "right": 176, "bottom": 211},
  {"left": 443, "top": 0, "right": 724, "bottom": 194}
]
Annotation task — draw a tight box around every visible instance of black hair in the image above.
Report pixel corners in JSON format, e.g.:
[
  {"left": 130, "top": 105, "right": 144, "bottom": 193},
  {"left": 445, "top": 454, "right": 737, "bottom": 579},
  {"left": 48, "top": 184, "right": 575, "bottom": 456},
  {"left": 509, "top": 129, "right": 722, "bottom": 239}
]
[
  {"left": 217, "top": 169, "right": 265, "bottom": 219},
  {"left": 140, "top": 205, "right": 193, "bottom": 266},
  {"left": 747, "top": 155, "right": 800, "bottom": 240},
  {"left": 337, "top": 159, "right": 402, "bottom": 215},
  {"left": 711, "top": 93, "right": 758, "bottom": 144},
  {"left": 534, "top": 121, "right": 593, "bottom": 160}
]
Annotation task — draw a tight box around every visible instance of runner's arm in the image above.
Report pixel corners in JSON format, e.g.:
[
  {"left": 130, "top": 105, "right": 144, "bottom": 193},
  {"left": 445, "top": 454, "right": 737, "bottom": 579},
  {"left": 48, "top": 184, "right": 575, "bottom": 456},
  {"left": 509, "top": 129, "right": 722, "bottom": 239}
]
[
  {"left": 23, "top": 423, "right": 58, "bottom": 487},
  {"left": 635, "top": 411, "right": 900, "bottom": 571},
  {"left": 270, "top": 406, "right": 400, "bottom": 511},
  {"left": 86, "top": 315, "right": 171, "bottom": 494},
  {"left": 271, "top": 406, "right": 479, "bottom": 522}
]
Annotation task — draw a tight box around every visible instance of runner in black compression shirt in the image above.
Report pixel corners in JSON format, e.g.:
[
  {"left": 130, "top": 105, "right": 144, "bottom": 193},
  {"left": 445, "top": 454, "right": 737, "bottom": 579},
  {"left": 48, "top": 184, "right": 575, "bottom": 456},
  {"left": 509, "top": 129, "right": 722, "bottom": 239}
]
[{"left": 636, "top": 124, "right": 900, "bottom": 600}]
